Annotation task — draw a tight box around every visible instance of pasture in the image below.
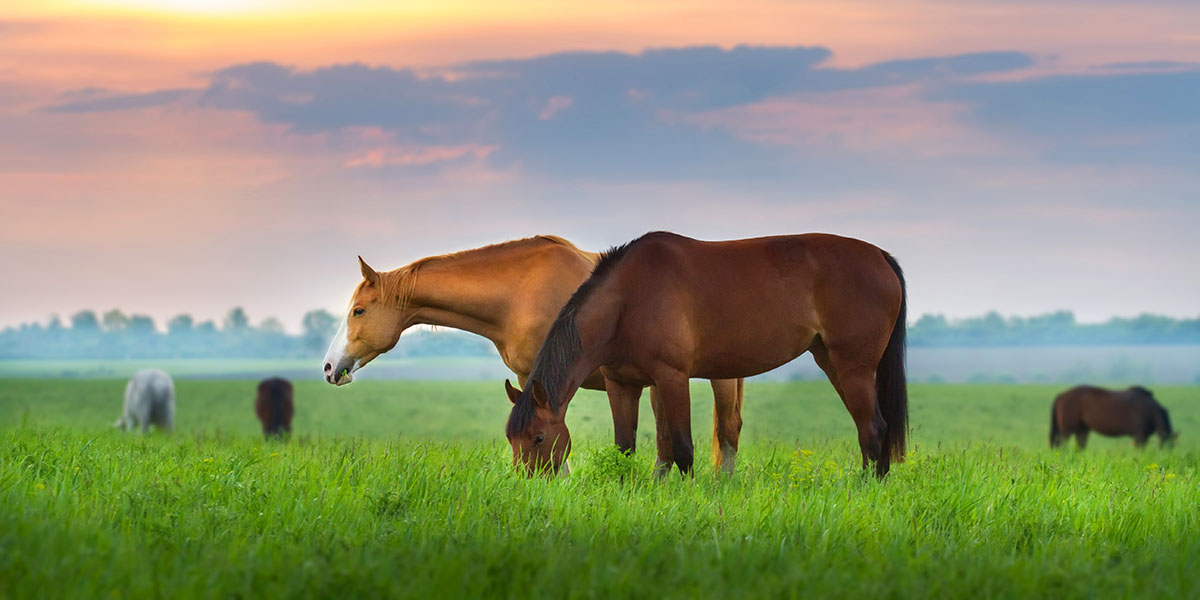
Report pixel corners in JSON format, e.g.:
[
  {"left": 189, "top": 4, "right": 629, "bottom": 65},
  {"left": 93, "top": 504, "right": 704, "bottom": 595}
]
[{"left": 2, "top": 378, "right": 1198, "bottom": 598}]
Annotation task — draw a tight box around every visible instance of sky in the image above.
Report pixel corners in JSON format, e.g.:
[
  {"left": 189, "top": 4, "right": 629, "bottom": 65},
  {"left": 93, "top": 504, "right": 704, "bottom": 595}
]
[{"left": 2, "top": 0, "right": 1199, "bottom": 333}]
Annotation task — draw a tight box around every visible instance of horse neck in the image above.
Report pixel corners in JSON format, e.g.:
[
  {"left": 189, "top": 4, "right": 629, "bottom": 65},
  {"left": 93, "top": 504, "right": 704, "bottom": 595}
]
[
  {"left": 541, "top": 290, "right": 622, "bottom": 411},
  {"left": 402, "top": 245, "right": 546, "bottom": 344}
]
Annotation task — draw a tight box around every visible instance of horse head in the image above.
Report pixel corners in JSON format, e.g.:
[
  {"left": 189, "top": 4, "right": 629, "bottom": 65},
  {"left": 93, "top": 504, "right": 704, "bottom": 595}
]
[
  {"left": 323, "top": 257, "right": 408, "bottom": 385},
  {"left": 505, "top": 379, "right": 572, "bottom": 476}
]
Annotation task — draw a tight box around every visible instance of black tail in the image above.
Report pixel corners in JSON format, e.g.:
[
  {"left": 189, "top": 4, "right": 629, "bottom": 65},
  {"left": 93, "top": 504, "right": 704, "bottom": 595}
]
[
  {"left": 877, "top": 251, "right": 908, "bottom": 462},
  {"left": 1049, "top": 403, "right": 1060, "bottom": 447}
]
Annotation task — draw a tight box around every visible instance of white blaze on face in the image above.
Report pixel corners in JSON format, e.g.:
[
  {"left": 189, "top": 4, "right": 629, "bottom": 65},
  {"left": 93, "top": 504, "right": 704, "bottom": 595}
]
[{"left": 322, "top": 310, "right": 358, "bottom": 386}]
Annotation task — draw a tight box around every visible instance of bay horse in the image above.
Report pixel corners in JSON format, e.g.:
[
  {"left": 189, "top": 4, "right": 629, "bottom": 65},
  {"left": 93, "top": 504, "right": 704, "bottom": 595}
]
[
  {"left": 506, "top": 231, "right": 908, "bottom": 478},
  {"left": 256, "top": 377, "right": 294, "bottom": 438},
  {"left": 321, "top": 236, "right": 746, "bottom": 474},
  {"left": 1050, "top": 385, "right": 1178, "bottom": 449},
  {"left": 113, "top": 369, "right": 175, "bottom": 433}
]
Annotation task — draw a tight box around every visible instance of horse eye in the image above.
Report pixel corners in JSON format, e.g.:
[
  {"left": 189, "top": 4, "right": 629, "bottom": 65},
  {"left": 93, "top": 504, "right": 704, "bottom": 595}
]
[
  {"left": 533, "top": 433, "right": 546, "bottom": 446},
  {"left": 352, "top": 307, "right": 365, "bottom": 317}
]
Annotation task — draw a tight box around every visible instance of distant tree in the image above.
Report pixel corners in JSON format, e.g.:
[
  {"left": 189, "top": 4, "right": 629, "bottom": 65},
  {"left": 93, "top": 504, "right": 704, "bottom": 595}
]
[
  {"left": 101, "top": 309, "right": 129, "bottom": 332},
  {"left": 302, "top": 309, "right": 338, "bottom": 353},
  {"left": 223, "top": 307, "right": 250, "bottom": 333},
  {"left": 128, "top": 314, "right": 156, "bottom": 336},
  {"left": 71, "top": 310, "right": 100, "bottom": 332},
  {"left": 47, "top": 315, "right": 64, "bottom": 331},
  {"left": 195, "top": 320, "right": 218, "bottom": 335},
  {"left": 259, "top": 317, "right": 286, "bottom": 334},
  {"left": 167, "top": 314, "right": 194, "bottom": 335}
]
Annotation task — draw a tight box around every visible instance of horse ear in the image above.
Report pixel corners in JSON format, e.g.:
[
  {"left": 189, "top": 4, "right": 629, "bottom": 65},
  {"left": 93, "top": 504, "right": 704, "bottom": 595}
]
[
  {"left": 359, "top": 255, "right": 381, "bottom": 287},
  {"left": 530, "top": 380, "right": 550, "bottom": 409},
  {"left": 505, "top": 379, "right": 521, "bottom": 405}
]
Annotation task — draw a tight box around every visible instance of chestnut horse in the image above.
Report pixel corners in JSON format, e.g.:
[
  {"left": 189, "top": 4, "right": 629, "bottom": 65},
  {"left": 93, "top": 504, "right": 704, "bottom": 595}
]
[
  {"left": 321, "top": 236, "right": 746, "bottom": 474},
  {"left": 256, "top": 377, "right": 294, "bottom": 438},
  {"left": 1050, "top": 385, "right": 1178, "bottom": 449},
  {"left": 506, "top": 231, "right": 908, "bottom": 478}
]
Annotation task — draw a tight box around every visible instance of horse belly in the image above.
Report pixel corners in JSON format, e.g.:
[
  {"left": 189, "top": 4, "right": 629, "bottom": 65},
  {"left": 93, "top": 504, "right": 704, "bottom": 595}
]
[
  {"left": 1082, "top": 407, "right": 1135, "bottom": 437},
  {"left": 691, "top": 327, "right": 815, "bottom": 379}
]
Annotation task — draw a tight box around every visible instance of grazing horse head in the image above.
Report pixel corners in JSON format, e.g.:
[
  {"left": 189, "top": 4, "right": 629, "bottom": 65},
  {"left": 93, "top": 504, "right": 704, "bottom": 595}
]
[
  {"left": 323, "top": 256, "right": 409, "bottom": 385},
  {"left": 505, "top": 379, "right": 571, "bottom": 476}
]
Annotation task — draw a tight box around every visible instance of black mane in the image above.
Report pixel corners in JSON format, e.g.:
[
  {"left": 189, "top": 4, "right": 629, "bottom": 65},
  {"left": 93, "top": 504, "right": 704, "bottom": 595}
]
[{"left": 505, "top": 232, "right": 663, "bottom": 436}]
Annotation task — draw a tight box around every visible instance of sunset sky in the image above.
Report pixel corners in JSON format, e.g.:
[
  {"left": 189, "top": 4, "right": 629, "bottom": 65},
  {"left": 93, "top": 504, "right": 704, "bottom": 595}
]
[{"left": 2, "top": 0, "right": 1198, "bottom": 332}]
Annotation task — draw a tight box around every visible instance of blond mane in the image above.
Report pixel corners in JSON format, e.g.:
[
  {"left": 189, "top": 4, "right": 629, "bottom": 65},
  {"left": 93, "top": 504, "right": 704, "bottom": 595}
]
[{"left": 369, "top": 236, "right": 587, "bottom": 311}]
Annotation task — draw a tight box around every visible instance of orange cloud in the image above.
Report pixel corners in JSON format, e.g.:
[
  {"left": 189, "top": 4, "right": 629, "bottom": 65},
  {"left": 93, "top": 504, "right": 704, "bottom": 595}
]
[{"left": 344, "top": 144, "right": 495, "bottom": 168}]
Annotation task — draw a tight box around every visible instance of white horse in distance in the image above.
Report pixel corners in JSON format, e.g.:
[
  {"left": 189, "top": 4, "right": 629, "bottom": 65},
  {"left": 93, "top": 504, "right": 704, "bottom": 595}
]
[{"left": 113, "top": 369, "right": 175, "bottom": 432}]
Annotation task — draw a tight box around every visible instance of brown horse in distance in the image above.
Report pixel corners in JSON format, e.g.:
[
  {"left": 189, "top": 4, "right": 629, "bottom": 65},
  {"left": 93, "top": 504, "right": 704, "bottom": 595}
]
[
  {"left": 321, "top": 236, "right": 745, "bottom": 474},
  {"left": 256, "top": 378, "right": 294, "bottom": 438},
  {"left": 1050, "top": 385, "right": 1177, "bottom": 449},
  {"left": 506, "top": 231, "right": 908, "bottom": 478}
]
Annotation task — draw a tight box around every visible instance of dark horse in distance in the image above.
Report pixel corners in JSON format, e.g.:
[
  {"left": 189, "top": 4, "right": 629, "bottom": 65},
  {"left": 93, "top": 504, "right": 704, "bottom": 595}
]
[
  {"left": 505, "top": 231, "right": 907, "bottom": 478},
  {"left": 1050, "top": 385, "right": 1178, "bottom": 449},
  {"left": 256, "top": 378, "right": 294, "bottom": 438}
]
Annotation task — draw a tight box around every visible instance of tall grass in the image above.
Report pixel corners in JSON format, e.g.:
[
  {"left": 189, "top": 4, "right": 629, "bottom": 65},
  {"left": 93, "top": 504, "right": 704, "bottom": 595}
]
[{"left": 1, "top": 380, "right": 1197, "bottom": 598}]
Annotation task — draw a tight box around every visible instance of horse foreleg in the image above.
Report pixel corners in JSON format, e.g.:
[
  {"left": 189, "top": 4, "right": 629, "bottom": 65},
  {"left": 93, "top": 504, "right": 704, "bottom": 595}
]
[
  {"left": 649, "top": 387, "right": 674, "bottom": 479},
  {"left": 710, "top": 378, "right": 743, "bottom": 475},
  {"left": 605, "top": 379, "right": 643, "bottom": 456},
  {"left": 652, "top": 372, "right": 694, "bottom": 477}
]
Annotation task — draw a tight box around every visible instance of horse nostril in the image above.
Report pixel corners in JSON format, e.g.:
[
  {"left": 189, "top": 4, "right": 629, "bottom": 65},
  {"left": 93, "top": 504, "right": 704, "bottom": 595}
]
[{"left": 324, "top": 362, "right": 332, "bottom": 374}]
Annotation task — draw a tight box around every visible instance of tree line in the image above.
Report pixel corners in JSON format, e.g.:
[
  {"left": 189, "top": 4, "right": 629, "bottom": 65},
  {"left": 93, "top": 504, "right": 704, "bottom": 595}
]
[
  {"left": 0, "top": 308, "right": 495, "bottom": 360},
  {"left": 909, "top": 311, "right": 1200, "bottom": 347},
  {"left": 2, "top": 308, "right": 1199, "bottom": 359}
]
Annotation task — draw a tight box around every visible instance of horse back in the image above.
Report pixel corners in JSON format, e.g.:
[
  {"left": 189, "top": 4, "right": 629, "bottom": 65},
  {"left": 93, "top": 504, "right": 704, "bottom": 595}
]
[
  {"left": 1059, "top": 385, "right": 1155, "bottom": 437},
  {"left": 602, "top": 233, "right": 902, "bottom": 379}
]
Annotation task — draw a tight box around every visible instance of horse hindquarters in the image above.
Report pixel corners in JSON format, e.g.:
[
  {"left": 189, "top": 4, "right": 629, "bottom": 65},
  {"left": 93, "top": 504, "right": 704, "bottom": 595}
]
[{"left": 807, "top": 252, "right": 907, "bottom": 478}]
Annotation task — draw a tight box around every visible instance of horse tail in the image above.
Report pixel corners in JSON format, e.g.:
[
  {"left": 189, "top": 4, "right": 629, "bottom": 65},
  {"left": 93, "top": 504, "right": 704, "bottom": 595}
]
[
  {"left": 877, "top": 251, "right": 908, "bottom": 463},
  {"left": 1049, "top": 401, "right": 1060, "bottom": 447}
]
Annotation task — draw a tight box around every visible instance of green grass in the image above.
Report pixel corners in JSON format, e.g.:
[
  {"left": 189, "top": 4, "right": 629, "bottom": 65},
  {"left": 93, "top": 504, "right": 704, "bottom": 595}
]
[{"left": 1, "top": 379, "right": 1198, "bottom": 598}]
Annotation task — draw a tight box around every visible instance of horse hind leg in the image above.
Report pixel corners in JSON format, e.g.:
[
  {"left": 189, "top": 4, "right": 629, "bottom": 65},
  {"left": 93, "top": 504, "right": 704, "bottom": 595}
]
[
  {"left": 1074, "top": 429, "right": 1089, "bottom": 450},
  {"left": 812, "top": 342, "right": 888, "bottom": 477},
  {"left": 710, "top": 378, "right": 743, "bottom": 475}
]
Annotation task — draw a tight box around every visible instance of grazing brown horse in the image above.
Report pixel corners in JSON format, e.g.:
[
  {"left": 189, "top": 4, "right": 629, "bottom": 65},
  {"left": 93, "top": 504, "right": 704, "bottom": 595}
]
[
  {"left": 1050, "top": 385, "right": 1178, "bottom": 449},
  {"left": 256, "top": 377, "right": 294, "bottom": 438},
  {"left": 321, "top": 236, "right": 746, "bottom": 474},
  {"left": 506, "top": 231, "right": 908, "bottom": 478}
]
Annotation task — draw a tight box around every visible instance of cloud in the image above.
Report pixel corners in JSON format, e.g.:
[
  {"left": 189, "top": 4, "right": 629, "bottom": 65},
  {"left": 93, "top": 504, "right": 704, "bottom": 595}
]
[
  {"left": 45, "top": 89, "right": 194, "bottom": 113},
  {"left": 929, "top": 68, "right": 1200, "bottom": 164},
  {"left": 37, "top": 44, "right": 1198, "bottom": 178}
]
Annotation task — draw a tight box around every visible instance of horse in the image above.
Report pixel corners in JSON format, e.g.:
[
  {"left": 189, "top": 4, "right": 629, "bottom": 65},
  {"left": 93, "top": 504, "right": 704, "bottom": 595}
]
[
  {"left": 256, "top": 377, "right": 294, "bottom": 438},
  {"left": 320, "top": 236, "right": 746, "bottom": 475},
  {"left": 113, "top": 369, "right": 175, "bottom": 433},
  {"left": 506, "top": 231, "right": 908, "bottom": 478},
  {"left": 1050, "top": 385, "right": 1178, "bottom": 449}
]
